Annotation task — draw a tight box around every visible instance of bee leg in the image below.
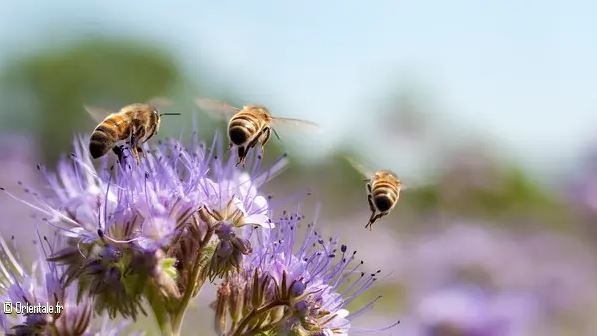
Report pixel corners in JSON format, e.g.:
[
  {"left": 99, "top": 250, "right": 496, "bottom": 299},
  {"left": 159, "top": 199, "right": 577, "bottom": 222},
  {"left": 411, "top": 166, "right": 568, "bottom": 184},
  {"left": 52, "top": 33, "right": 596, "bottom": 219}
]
[
  {"left": 247, "top": 134, "right": 261, "bottom": 151},
  {"left": 366, "top": 185, "right": 379, "bottom": 228},
  {"left": 259, "top": 128, "right": 271, "bottom": 151},
  {"left": 129, "top": 133, "right": 141, "bottom": 166},
  {"left": 367, "top": 194, "right": 376, "bottom": 213},
  {"left": 236, "top": 146, "right": 247, "bottom": 167},
  {"left": 237, "top": 134, "right": 261, "bottom": 165},
  {"left": 366, "top": 212, "right": 384, "bottom": 231},
  {"left": 136, "top": 146, "right": 145, "bottom": 159},
  {"left": 112, "top": 146, "right": 126, "bottom": 165},
  {"left": 243, "top": 131, "right": 262, "bottom": 162},
  {"left": 258, "top": 128, "right": 271, "bottom": 159},
  {"left": 130, "top": 147, "right": 141, "bottom": 166},
  {"left": 365, "top": 213, "right": 376, "bottom": 230}
]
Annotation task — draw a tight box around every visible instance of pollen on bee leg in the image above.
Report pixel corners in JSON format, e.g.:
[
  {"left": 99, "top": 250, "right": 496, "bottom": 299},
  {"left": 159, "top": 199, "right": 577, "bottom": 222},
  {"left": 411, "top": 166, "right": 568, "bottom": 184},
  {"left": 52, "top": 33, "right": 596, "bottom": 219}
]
[{"left": 130, "top": 148, "right": 141, "bottom": 166}]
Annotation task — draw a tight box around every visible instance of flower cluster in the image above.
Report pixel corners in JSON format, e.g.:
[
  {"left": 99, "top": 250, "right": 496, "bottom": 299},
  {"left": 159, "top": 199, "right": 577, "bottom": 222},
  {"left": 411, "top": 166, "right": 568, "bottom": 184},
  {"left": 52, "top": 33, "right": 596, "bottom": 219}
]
[
  {"left": 1, "top": 131, "right": 390, "bottom": 335},
  {"left": 212, "top": 212, "right": 388, "bottom": 336}
]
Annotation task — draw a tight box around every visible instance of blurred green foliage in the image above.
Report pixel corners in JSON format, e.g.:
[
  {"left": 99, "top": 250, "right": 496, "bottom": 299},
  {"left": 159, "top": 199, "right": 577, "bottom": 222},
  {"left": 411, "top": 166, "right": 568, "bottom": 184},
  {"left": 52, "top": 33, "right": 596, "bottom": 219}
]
[
  {"left": 0, "top": 38, "right": 183, "bottom": 162},
  {"left": 404, "top": 165, "right": 572, "bottom": 230}
]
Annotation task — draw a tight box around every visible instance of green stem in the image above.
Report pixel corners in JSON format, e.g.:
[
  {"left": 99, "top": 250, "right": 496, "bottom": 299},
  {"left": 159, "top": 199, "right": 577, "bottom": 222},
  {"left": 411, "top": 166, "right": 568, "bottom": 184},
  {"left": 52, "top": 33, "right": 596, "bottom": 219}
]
[
  {"left": 171, "top": 226, "right": 214, "bottom": 335},
  {"left": 147, "top": 286, "right": 175, "bottom": 336},
  {"left": 230, "top": 301, "right": 286, "bottom": 336},
  {"left": 49, "top": 323, "right": 59, "bottom": 336}
]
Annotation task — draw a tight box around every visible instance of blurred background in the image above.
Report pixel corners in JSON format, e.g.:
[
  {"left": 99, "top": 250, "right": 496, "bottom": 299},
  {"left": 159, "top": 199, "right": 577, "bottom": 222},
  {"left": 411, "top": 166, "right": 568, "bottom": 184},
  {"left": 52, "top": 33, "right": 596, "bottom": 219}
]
[{"left": 2, "top": 1, "right": 597, "bottom": 335}]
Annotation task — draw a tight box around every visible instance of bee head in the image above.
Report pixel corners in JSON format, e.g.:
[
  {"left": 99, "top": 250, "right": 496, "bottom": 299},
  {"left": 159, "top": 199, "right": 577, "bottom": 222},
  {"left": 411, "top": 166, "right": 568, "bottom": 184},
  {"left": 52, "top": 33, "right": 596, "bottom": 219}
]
[{"left": 156, "top": 110, "right": 182, "bottom": 133}]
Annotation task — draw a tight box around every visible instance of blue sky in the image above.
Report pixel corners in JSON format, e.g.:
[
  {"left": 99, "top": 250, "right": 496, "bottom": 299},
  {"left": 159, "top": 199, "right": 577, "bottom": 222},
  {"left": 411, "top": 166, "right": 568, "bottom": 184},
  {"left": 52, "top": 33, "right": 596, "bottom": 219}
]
[{"left": 1, "top": 0, "right": 597, "bottom": 180}]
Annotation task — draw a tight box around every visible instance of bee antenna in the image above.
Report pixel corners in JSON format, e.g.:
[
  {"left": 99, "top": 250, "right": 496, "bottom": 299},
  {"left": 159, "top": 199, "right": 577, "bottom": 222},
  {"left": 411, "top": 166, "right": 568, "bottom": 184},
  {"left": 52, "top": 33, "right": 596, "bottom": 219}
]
[
  {"left": 160, "top": 113, "right": 182, "bottom": 116},
  {"left": 272, "top": 128, "right": 281, "bottom": 140}
]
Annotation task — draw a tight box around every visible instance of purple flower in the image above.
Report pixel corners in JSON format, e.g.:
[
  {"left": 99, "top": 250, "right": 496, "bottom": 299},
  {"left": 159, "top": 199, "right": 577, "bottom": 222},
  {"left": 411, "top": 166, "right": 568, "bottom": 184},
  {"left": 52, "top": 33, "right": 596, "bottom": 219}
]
[
  {"left": 5, "top": 133, "right": 281, "bottom": 249},
  {"left": 213, "top": 211, "right": 397, "bottom": 336},
  {"left": 1, "top": 132, "right": 291, "bottom": 333},
  {"left": 0, "top": 235, "right": 134, "bottom": 335}
]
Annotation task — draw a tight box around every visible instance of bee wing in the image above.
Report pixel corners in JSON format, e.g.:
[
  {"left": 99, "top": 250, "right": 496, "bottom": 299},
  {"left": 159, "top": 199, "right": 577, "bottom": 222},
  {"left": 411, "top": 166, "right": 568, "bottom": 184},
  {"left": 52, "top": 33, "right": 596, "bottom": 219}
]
[
  {"left": 344, "top": 156, "right": 374, "bottom": 179},
  {"left": 271, "top": 117, "right": 321, "bottom": 131},
  {"left": 84, "top": 105, "right": 115, "bottom": 123},
  {"left": 195, "top": 97, "right": 241, "bottom": 120},
  {"left": 405, "top": 180, "right": 434, "bottom": 191},
  {"left": 146, "top": 96, "right": 174, "bottom": 109}
]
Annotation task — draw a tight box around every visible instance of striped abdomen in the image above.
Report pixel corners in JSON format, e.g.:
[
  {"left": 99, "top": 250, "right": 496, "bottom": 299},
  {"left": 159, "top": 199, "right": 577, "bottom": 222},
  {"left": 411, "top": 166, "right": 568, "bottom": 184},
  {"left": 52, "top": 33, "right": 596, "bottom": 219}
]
[
  {"left": 370, "top": 178, "right": 399, "bottom": 212},
  {"left": 228, "top": 111, "right": 263, "bottom": 146},
  {"left": 89, "top": 113, "right": 131, "bottom": 159}
]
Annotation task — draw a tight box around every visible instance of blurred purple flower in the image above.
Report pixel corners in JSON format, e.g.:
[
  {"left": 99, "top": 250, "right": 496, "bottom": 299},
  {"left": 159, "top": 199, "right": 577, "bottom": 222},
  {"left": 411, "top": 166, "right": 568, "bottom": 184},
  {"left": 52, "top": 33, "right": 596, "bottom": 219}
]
[
  {"left": 566, "top": 141, "right": 597, "bottom": 215},
  {"left": 394, "top": 224, "right": 597, "bottom": 336},
  {"left": 410, "top": 285, "right": 539, "bottom": 336},
  {"left": 0, "top": 134, "right": 47, "bottom": 257}
]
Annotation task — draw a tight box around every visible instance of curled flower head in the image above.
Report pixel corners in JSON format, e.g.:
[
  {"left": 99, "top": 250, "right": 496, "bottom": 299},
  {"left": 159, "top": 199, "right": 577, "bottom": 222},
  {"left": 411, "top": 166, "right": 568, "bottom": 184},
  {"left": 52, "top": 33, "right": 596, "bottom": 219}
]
[
  {"left": 2, "top": 132, "right": 288, "bottom": 321},
  {"left": 200, "top": 206, "right": 254, "bottom": 280},
  {"left": 213, "top": 211, "right": 396, "bottom": 336}
]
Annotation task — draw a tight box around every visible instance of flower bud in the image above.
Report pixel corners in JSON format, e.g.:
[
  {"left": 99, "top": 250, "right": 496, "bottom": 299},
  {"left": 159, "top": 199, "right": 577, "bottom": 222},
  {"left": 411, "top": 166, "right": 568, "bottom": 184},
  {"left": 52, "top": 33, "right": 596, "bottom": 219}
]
[{"left": 289, "top": 280, "right": 306, "bottom": 298}]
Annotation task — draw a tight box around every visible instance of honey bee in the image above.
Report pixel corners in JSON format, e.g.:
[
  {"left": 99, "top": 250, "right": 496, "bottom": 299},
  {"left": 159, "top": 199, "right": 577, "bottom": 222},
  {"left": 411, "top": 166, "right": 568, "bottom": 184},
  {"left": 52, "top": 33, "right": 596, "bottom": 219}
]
[
  {"left": 85, "top": 98, "right": 179, "bottom": 165},
  {"left": 346, "top": 157, "right": 402, "bottom": 230},
  {"left": 195, "top": 98, "right": 319, "bottom": 167}
]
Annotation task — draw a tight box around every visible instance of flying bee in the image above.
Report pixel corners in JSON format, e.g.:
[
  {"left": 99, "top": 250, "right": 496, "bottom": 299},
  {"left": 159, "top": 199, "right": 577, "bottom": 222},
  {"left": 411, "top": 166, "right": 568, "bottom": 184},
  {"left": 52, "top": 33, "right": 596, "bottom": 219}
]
[
  {"left": 85, "top": 98, "right": 179, "bottom": 165},
  {"left": 195, "top": 98, "right": 319, "bottom": 167},
  {"left": 346, "top": 157, "right": 403, "bottom": 230}
]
